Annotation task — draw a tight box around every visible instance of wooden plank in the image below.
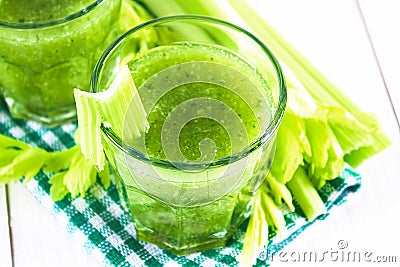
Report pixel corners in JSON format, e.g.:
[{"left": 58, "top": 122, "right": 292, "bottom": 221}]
[
  {"left": 358, "top": 0, "right": 400, "bottom": 126},
  {"left": 0, "top": 184, "right": 13, "bottom": 267},
  {"left": 8, "top": 183, "right": 100, "bottom": 267}
]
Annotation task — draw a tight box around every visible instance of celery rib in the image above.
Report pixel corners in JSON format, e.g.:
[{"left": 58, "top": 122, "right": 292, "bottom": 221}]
[
  {"left": 74, "top": 65, "right": 148, "bottom": 171},
  {"left": 240, "top": 192, "right": 269, "bottom": 267},
  {"left": 287, "top": 166, "right": 327, "bottom": 221},
  {"left": 227, "top": 0, "right": 391, "bottom": 165}
]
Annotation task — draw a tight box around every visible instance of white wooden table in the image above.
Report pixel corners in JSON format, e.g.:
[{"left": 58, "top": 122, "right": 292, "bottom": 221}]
[{"left": 1, "top": 0, "right": 400, "bottom": 266}]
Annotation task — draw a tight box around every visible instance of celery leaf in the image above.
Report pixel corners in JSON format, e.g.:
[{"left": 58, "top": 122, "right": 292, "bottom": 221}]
[
  {"left": 63, "top": 150, "right": 98, "bottom": 198},
  {"left": 270, "top": 110, "right": 310, "bottom": 184},
  {"left": 49, "top": 172, "right": 69, "bottom": 201},
  {"left": 99, "top": 163, "right": 111, "bottom": 189},
  {"left": 0, "top": 147, "right": 48, "bottom": 183},
  {"left": 43, "top": 146, "right": 80, "bottom": 173},
  {"left": 0, "top": 132, "right": 109, "bottom": 201}
]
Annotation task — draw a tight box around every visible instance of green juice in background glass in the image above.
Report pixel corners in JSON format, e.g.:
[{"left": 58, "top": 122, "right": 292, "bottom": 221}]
[{"left": 0, "top": 0, "right": 121, "bottom": 125}]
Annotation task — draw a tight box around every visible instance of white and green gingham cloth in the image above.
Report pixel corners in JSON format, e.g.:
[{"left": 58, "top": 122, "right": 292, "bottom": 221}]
[{"left": 0, "top": 99, "right": 361, "bottom": 267}]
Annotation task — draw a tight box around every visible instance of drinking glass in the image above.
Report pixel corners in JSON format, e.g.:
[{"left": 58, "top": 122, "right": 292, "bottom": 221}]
[
  {"left": 0, "top": 0, "right": 121, "bottom": 126},
  {"left": 92, "top": 15, "right": 287, "bottom": 255}
]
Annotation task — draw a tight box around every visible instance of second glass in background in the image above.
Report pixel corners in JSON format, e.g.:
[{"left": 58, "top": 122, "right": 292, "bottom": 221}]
[{"left": 0, "top": 0, "right": 121, "bottom": 125}]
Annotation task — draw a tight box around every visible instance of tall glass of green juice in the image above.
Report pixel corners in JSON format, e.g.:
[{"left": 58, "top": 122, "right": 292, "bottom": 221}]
[
  {"left": 93, "top": 16, "right": 287, "bottom": 255},
  {"left": 0, "top": 0, "right": 121, "bottom": 126}
]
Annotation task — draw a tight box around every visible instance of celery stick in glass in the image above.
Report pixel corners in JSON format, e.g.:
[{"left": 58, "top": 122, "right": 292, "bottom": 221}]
[{"left": 74, "top": 65, "right": 148, "bottom": 170}]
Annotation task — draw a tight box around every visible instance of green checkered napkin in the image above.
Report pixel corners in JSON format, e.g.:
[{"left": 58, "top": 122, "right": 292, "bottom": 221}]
[{"left": 0, "top": 99, "right": 361, "bottom": 267}]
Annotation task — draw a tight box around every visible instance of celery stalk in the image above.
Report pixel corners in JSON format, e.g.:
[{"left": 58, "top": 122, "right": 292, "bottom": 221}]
[
  {"left": 171, "top": 0, "right": 239, "bottom": 48},
  {"left": 226, "top": 0, "right": 391, "bottom": 166},
  {"left": 287, "top": 167, "right": 327, "bottom": 221},
  {"left": 118, "top": 0, "right": 153, "bottom": 33},
  {"left": 266, "top": 175, "right": 295, "bottom": 212},
  {"left": 137, "top": 0, "right": 186, "bottom": 17},
  {"left": 240, "top": 183, "right": 288, "bottom": 267},
  {"left": 240, "top": 192, "right": 269, "bottom": 267},
  {"left": 138, "top": 0, "right": 215, "bottom": 43},
  {"left": 74, "top": 65, "right": 148, "bottom": 170},
  {"left": 259, "top": 186, "right": 286, "bottom": 235}
]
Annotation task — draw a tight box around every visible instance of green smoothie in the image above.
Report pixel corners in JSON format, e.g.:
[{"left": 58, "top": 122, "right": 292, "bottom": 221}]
[
  {"left": 0, "top": 0, "right": 121, "bottom": 125},
  {"left": 127, "top": 43, "right": 271, "bottom": 157},
  {"left": 105, "top": 43, "right": 274, "bottom": 254},
  {"left": 0, "top": 0, "right": 97, "bottom": 22}
]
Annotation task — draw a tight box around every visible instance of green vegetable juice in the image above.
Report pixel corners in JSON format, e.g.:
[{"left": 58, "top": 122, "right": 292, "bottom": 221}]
[
  {"left": 106, "top": 43, "right": 274, "bottom": 254},
  {"left": 0, "top": 0, "right": 121, "bottom": 125},
  {"left": 0, "top": 0, "right": 97, "bottom": 22}
]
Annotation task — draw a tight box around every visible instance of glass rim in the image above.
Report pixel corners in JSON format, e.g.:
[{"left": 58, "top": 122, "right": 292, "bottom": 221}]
[
  {"left": 92, "top": 14, "right": 287, "bottom": 170},
  {"left": 0, "top": 0, "right": 105, "bottom": 29}
]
